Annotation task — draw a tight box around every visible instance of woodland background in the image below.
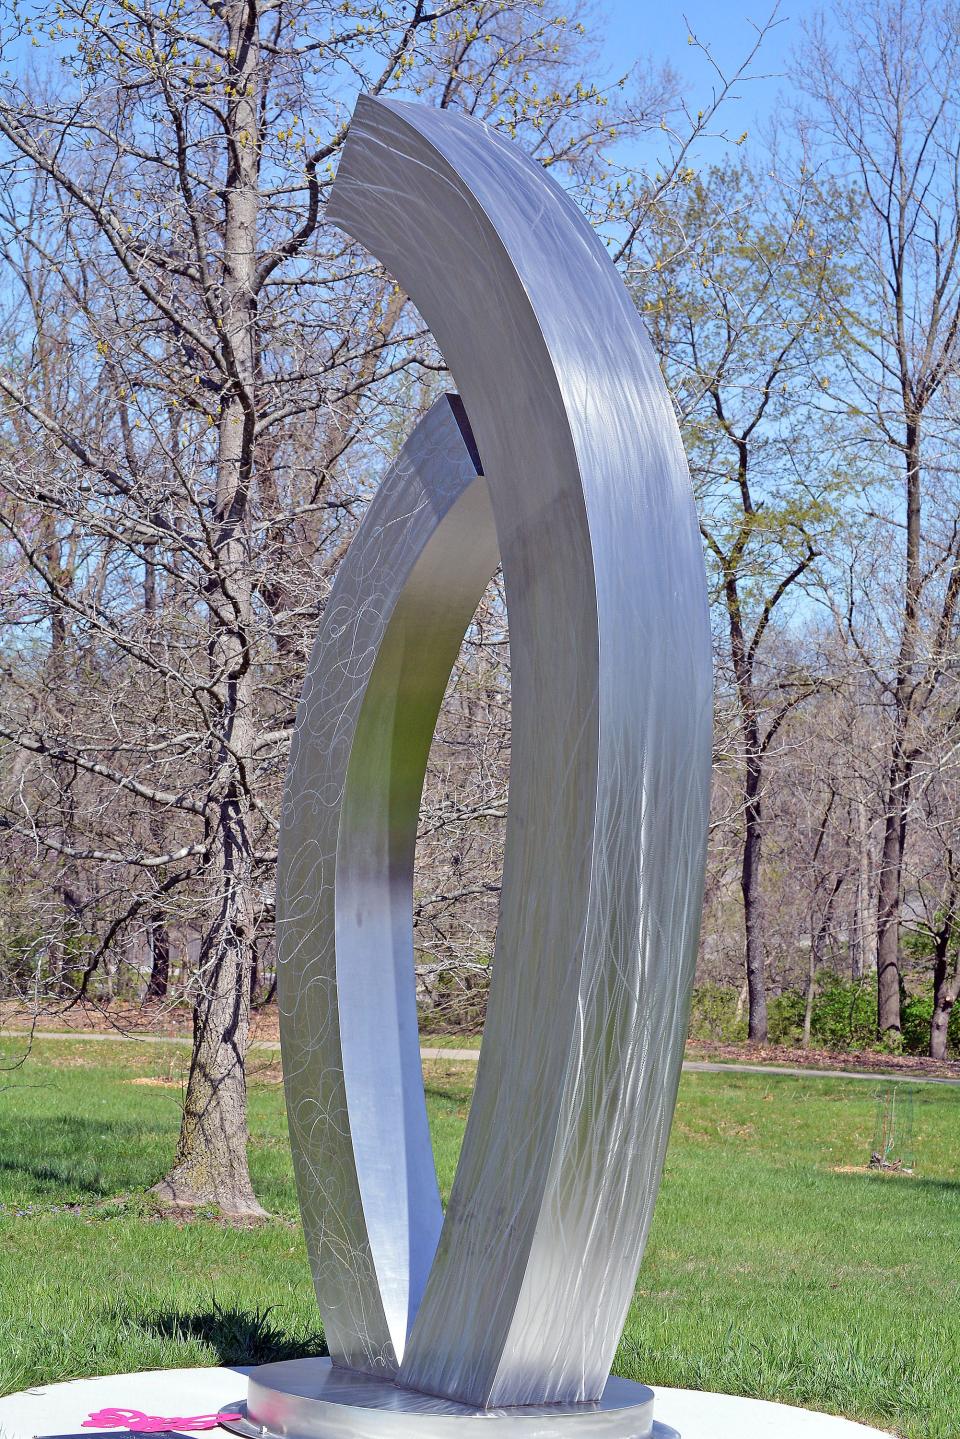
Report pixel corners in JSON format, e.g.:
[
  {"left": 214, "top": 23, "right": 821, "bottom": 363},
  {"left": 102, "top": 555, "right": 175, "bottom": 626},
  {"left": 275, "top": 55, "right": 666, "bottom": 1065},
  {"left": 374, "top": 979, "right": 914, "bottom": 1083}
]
[{"left": 0, "top": 0, "right": 959, "bottom": 1213}]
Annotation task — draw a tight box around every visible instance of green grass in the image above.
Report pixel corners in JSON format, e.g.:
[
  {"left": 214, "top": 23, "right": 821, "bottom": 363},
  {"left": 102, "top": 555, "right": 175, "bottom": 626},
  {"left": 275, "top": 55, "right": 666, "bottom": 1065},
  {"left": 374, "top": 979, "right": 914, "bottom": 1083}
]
[{"left": 0, "top": 1039, "right": 957, "bottom": 1438}]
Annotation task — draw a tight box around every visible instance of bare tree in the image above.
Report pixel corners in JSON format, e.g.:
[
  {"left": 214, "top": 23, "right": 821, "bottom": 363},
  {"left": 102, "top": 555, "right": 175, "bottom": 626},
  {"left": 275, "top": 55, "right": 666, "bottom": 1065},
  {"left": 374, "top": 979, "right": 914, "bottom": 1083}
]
[
  {"left": 636, "top": 159, "right": 845, "bottom": 1040},
  {"left": 900, "top": 705, "right": 960, "bottom": 1057},
  {"left": 799, "top": 0, "right": 960, "bottom": 1040},
  {"left": 0, "top": 0, "right": 688, "bottom": 1211},
  {"left": 414, "top": 576, "right": 509, "bottom": 1030}
]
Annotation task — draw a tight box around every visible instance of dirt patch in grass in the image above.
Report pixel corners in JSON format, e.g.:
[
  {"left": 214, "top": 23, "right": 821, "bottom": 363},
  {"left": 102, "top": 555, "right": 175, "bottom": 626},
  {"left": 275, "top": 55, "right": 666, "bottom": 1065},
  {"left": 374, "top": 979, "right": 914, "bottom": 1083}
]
[{"left": 830, "top": 1164, "right": 916, "bottom": 1178}]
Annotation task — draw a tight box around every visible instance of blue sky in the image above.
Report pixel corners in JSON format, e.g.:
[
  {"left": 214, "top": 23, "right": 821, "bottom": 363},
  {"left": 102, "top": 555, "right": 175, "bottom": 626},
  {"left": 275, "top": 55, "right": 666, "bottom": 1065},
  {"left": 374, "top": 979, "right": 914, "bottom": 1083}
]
[
  {"left": 2, "top": 0, "right": 816, "bottom": 147},
  {"left": 598, "top": 0, "right": 816, "bottom": 160}
]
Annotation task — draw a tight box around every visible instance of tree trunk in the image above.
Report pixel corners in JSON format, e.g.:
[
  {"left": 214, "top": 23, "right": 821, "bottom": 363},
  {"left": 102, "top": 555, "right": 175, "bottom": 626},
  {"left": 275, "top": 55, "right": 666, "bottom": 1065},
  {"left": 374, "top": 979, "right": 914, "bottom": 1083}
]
[
  {"left": 43, "top": 515, "right": 84, "bottom": 996},
  {"left": 802, "top": 942, "right": 816, "bottom": 1049},
  {"left": 806, "top": 879, "right": 840, "bottom": 1048},
  {"left": 930, "top": 966, "right": 957, "bottom": 1060},
  {"left": 145, "top": 918, "right": 170, "bottom": 1000},
  {"left": 152, "top": 860, "right": 262, "bottom": 1214},
  {"left": 152, "top": 0, "right": 264, "bottom": 1217},
  {"left": 803, "top": 920, "right": 828, "bottom": 1049},
  {"left": 851, "top": 791, "right": 874, "bottom": 980},
  {"left": 742, "top": 751, "right": 768, "bottom": 1042},
  {"left": 249, "top": 936, "right": 262, "bottom": 1006},
  {"left": 875, "top": 418, "right": 923, "bottom": 1041},
  {"left": 875, "top": 750, "right": 908, "bottom": 1039},
  {"left": 930, "top": 920, "right": 959, "bottom": 1061},
  {"left": 143, "top": 469, "right": 172, "bottom": 1006}
]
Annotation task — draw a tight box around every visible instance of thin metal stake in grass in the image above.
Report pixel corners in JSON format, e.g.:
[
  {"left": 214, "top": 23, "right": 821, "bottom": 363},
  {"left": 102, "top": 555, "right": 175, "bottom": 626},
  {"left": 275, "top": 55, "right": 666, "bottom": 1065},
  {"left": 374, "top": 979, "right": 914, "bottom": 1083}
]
[{"left": 871, "top": 1084, "right": 916, "bottom": 1173}]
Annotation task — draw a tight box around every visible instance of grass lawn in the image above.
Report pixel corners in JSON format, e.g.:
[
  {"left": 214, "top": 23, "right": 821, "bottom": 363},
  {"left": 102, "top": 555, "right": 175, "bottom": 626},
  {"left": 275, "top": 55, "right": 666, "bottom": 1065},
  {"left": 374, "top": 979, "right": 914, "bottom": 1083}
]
[{"left": 0, "top": 1038, "right": 957, "bottom": 1438}]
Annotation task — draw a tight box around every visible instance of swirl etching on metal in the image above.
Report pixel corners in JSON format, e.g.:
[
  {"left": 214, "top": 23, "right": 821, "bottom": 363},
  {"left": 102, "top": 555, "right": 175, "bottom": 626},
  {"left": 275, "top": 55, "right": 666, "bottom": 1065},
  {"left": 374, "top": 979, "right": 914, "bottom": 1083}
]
[
  {"left": 276, "top": 392, "right": 496, "bottom": 1376},
  {"left": 261, "top": 93, "right": 711, "bottom": 1437}
]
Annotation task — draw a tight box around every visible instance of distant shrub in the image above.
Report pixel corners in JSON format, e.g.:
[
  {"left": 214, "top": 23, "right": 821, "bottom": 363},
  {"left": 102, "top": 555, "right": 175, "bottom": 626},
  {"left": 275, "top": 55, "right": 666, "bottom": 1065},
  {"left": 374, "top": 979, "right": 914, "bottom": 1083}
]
[
  {"left": 745, "top": 978, "right": 879, "bottom": 1050},
  {"left": 768, "top": 989, "right": 806, "bottom": 1045},
  {"left": 417, "top": 953, "right": 491, "bottom": 1035},
  {"left": 687, "top": 983, "right": 747, "bottom": 1043},
  {"left": 901, "top": 991, "right": 960, "bottom": 1058},
  {"left": 686, "top": 973, "right": 958, "bottom": 1056},
  {"left": 809, "top": 970, "right": 878, "bottom": 1051},
  {"left": 900, "top": 922, "right": 960, "bottom": 1058}
]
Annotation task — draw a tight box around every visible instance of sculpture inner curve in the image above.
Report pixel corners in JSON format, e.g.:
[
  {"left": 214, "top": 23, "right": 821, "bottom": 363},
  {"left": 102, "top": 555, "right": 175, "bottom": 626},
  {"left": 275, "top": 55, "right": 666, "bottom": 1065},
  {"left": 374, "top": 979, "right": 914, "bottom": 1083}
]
[{"left": 276, "top": 394, "right": 498, "bottom": 1377}]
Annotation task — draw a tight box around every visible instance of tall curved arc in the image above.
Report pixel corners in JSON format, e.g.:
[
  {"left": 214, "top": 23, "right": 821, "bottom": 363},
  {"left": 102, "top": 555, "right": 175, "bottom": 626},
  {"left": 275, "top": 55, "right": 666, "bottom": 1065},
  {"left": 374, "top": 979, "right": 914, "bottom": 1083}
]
[{"left": 327, "top": 97, "right": 713, "bottom": 1410}]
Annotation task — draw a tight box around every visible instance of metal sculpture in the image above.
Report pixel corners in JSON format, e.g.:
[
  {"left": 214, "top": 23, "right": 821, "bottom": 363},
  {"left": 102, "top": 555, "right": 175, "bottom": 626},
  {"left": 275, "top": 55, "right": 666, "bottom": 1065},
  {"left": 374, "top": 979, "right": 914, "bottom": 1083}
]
[{"left": 224, "top": 92, "right": 712, "bottom": 1439}]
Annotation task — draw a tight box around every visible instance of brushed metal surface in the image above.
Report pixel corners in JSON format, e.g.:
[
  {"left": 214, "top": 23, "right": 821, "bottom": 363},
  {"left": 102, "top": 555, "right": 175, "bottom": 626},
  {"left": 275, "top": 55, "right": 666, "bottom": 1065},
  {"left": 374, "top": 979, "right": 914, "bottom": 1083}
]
[
  {"left": 275, "top": 92, "right": 711, "bottom": 1417},
  {"left": 276, "top": 393, "right": 498, "bottom": 1376},
  {"left": 219, "top": 1360, "right": 676, "bottom": 1439},
  {"left": 324, "top": 95, "right": 712, "bottom": 1409}
]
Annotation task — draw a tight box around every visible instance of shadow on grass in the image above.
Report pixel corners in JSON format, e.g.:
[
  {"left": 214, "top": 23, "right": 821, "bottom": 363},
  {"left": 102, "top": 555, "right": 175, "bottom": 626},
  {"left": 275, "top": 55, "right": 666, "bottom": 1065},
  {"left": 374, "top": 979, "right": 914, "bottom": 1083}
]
[
  {"left": 146, "top": 1303, "right": 326, "bottom": 1365},
  {"left": 422, "top": 1080, "right": 474, "bottom": 1109},
  {"left": 830, "top": 1169, "right": 960, "bottom": 1194},
  {"left": 0, "top": 1114, "right": 173, "bottom": 1200}
]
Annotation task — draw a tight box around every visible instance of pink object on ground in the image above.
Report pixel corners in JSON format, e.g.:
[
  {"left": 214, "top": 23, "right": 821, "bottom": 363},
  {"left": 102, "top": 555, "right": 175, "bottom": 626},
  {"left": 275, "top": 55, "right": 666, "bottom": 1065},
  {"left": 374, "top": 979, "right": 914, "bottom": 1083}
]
[{"left": 83, "top": 1408, "right": 243, "bottom": 1431}]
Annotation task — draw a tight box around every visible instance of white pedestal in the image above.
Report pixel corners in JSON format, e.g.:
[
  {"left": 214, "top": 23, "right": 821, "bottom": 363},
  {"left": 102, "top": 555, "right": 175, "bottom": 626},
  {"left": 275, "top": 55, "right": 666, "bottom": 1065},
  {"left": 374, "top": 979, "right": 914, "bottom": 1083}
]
[{"left": 0, "top": 1366, "right": 895, "bottom": 1439}]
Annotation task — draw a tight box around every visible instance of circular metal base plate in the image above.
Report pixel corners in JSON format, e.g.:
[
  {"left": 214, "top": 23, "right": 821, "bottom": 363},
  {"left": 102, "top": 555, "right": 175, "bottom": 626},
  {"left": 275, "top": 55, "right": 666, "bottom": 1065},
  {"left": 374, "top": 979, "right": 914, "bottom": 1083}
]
[{"left": 218, "top": 1358, "right": 679, "bottom": 1439}]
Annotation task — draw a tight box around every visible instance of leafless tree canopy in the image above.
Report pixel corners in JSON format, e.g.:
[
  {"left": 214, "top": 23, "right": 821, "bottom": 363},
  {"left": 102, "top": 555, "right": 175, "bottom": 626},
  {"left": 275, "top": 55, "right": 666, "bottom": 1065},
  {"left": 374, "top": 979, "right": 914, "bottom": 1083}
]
[{"left": 0, "top": 0, "right": 958, "bottom": 1210}]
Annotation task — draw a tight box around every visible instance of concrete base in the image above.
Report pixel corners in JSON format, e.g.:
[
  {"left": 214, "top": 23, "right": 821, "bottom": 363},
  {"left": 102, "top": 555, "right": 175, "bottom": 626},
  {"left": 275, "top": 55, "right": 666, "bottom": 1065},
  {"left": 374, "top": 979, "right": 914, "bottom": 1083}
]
[{"left": 0, "top": 1365, "right": 894, "bottom": 1439}]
